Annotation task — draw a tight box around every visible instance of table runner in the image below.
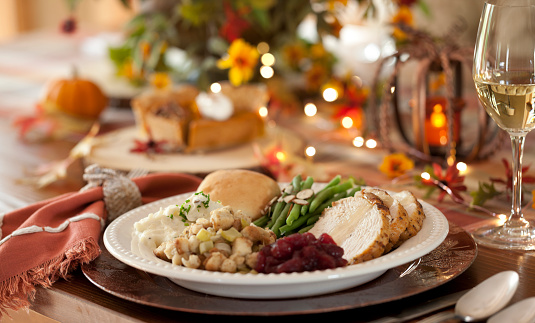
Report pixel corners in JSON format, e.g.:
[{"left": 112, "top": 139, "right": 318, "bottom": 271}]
[{"left": 0, "top": 168, "right": 202, "bottom": 317}]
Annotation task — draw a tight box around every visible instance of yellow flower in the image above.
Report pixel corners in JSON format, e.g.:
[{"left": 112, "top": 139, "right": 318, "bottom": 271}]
[
  {"left": 217, "top": 39, "right": 259, "bottom": 86},
  {"left": 379, "top": 153, "right": 415, "bottom": 178},
  {"left": 392, "top": 6, "right": 414, "bottom": 41},
  {"left": 149, "top": 72, "right": 172, "bottom": 90}
]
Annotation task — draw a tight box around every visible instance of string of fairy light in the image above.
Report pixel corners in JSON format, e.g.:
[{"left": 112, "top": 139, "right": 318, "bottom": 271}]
[{"left": 209, "top": 41, "right": 471, "bottom": 178}]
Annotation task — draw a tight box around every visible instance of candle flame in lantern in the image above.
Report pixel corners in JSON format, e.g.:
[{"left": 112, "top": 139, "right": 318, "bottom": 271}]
[{"left": 430, "top": 104, "right": 446, "bottom": 128}]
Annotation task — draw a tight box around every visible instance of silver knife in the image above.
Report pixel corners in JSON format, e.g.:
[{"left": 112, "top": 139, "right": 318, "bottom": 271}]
[{"left": 367, "top": 290, "right": 468, "bottom": 323}]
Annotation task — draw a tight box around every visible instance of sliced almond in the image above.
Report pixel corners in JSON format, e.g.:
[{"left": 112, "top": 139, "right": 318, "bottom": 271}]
[
  {"left": 283, "top": 194, "right": 296, "bottom": 203},
  {"left": 296, "top": 189, "right": 314, "bottom": 200},
  {"left": 293, "top": 198, "right": 309, "bottom": 205},
  {"left": 284, "top": 185, "right": 294, "bottom": 194},
  {"left": 268, "top": 196, "right": 279, "bottom": 206}
]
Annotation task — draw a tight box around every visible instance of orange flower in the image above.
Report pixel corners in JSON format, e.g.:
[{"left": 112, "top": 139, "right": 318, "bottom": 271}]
[
  {"left": 392, "top": 6, "right": 414, "bottom": 41},
  {"left": 149, "top": 72, "right": 172, "bottom": 90},
  {"left": 217, "top": 39, "right": 259, "bottom": 86},
  {"left": 140, "top": 41, "right": 151, "bottom": 60},
  {"left": 379, "top": 153, "right": 415, "bottom": 178}
]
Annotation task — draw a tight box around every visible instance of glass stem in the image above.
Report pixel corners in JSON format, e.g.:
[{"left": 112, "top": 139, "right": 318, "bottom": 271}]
[{"left": 508, "top": 134, "right": 527, "bottom": 226}]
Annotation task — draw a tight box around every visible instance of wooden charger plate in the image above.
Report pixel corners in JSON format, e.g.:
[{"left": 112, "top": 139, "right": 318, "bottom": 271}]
[{"left": 81, "top": 222, "right": 476, "bottom": 316}]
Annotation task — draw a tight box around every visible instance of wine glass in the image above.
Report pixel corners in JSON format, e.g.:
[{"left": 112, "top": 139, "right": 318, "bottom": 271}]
[{"left": 472, "top": 0, "right": 535, "bottom": 249}]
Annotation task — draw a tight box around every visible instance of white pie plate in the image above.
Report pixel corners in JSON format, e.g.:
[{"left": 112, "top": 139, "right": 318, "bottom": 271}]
[{"left": 104, "top": 187, "right": 449, "bottom": 299}]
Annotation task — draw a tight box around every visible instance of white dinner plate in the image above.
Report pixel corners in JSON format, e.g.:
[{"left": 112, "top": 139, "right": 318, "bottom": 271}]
[{"left": 104, "top": 186, "right": 449, "bottom": 299}]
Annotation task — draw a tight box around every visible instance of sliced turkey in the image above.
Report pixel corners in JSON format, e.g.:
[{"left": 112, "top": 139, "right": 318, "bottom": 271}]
[
  {"left": 358, "top": 188, "right": 409, "bottom": 252},
  {"left": 309, "top": 192, "right": 391, "bottom": 264},
  {"left": 392, "top": 190, "right": 425, "bottom": 246}
]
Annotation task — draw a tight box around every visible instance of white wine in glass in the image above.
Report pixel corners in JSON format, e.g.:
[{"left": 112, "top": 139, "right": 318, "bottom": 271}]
[{"left": 472, "top": 0, "right": 535, "bottom": 249}]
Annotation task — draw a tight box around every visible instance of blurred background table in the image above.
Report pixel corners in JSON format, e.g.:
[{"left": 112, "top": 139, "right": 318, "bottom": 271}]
[{"left": 1, "top": 17, "right": 535, "bottom": 323}]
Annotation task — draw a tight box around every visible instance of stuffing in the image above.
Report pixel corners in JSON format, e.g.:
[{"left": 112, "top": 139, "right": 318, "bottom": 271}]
[{"left": 153, "top": 204, "right": 274, "bottom": 273}]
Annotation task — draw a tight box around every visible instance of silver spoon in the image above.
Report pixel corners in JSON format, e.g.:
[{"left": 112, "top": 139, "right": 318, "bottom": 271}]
[
  {"left": 488, "top": 297, "right": 535, "bottom": 323},
  {"left": 418, "top": 271, "right": 519, "bottom": 323}
]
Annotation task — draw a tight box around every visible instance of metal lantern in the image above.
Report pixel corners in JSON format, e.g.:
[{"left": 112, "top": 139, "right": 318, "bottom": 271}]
[{"left": 369, "top": 25, "right": 506, "bottom": 164}]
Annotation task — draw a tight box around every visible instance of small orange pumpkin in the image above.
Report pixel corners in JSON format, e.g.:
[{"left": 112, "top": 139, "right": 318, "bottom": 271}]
[{"left": 43, "top": 72, "right": 108, "bottom": 119}]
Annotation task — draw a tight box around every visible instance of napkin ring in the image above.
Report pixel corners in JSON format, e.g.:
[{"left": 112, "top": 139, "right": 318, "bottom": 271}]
[{"left": 81, "top": 164, "right": 143, "bottom": 222}]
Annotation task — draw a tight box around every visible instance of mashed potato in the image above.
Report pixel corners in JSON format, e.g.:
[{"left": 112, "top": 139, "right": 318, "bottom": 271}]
[{"left": 133, "top": 191, "right": 223, "bottom": 250}]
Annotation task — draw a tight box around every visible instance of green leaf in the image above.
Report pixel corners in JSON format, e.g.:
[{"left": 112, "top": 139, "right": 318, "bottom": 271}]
[
  {"left": 108, "top": 46, "right": 132, "bottom": 66},
  {"left": 417, "top": 0, "right": 432, "bottom": 17},
  {"left": 146, "top": 40, "right": 165, "bottom": 71},
  {"left": 251, "top": 7, "right": 270, "bottom": 30},
  {"left": 470, "top": 182, "right": 501, "bottom": 207}
]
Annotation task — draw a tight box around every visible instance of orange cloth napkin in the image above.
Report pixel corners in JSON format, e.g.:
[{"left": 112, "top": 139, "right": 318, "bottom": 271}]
[{"left": 0, "top": 172, "right": 202, "bottom": 317}]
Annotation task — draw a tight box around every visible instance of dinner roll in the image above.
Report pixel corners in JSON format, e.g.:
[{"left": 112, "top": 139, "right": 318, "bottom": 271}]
[{"left": 197, "top": 169, "right": 280, "bottom": 220}]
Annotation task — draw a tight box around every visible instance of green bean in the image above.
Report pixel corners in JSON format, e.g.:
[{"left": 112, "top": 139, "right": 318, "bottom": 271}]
[
  {"left": 292, "top": 174, "right": 303, "bottom": 192},
  {"left": 286, "top": 176, "right": 313, "bottom": 226},
  {"left": 286, "top": 204, "right": 302, "bottom": 226},
  {"left": 271, "top": 202, "right": 292, "bottom": 237},
  {"left": 324, "top": 175, "right": 342, "bottom": 189},
  {"left": 269, "top": 174, "right": 302, "bottom": 228},
  {"left": 348, "top": 186, "right": 362, "bottom": 197},
  {"left": 306, "top": 213, "right": 321, "bottom": 226},
  {"left": 300, "top": 175, "right": 339, "bottom": 215},
  {"left": 280, "top": 210, "right": 317, "bottom": 234},
  {"left": 305, "top": 191, "right": 348, "bottom": 225},
  {"left": 298, "top": 224, "right": 314, "bottom": 233},
  {"left": 253, "top": 214, "right": 269, "bottom": 227},
  {"left": 308, "top": 178, "right": 354, "bottom": 213},
  {"left": 268, "top": 201, "right": 285, "bottom": 229}
]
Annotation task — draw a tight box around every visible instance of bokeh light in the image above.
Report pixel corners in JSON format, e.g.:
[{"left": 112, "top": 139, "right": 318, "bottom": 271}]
[
  {"left": 257, "top": 42, "right": 270, "bottom": 54},
  {"left": 323, "top": 88, "right": 338, "bottom": 102},
  {"left": 258, "top": 106, "right": 268, "bottom": 118},
  {"left": 304, "top": 103, "right": 317, "bottom": 117},
  {"left": 353, "top": 136, "right": 364, "bottom": 147},
  {"left": 260, "top": 66, "right": 274, "bottom": 78},
  {"left": 365, "top": 139, "right": 377, "bottom": 148},
  {"left": 261, "top": 53, "right": 275, "bottom": 66},
  {"left": 341, "top": 116, "right": 353, "bottom": 128},
  {"left": 305, "top": 146, "right": 316, "bottom": 157},
  {"left": 210, "top": 82, "right": 221, "bottom": 93},
  {"left": 421, "top": 172, "right": 431, "bottom": 180}
]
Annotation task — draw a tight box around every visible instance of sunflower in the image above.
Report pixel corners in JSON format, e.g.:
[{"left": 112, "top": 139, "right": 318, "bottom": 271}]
[
  {"left": 217, "top": 39, "right": 259, "bottom": 86},
  {"left": 379, "top": 153, "right": 415, "bottom": 178}
]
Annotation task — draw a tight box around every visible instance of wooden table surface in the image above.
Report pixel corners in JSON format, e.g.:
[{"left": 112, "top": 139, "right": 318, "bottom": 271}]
[{"left": 2, "top": 31, "right": 535, "bottom": 323}]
